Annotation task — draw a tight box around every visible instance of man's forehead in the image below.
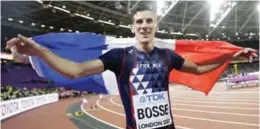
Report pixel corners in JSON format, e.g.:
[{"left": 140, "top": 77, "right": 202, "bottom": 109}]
[{"left": 133, "top": 11, "right": 156, "bottom": 20}]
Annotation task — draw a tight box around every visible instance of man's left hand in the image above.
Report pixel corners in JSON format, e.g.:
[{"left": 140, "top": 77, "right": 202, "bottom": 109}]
[{"left": 233, "top": 48, "right": 258, "bottom": 63}]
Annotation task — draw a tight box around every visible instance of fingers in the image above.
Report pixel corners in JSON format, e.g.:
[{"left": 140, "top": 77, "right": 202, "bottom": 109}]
[
  {"left": 5, "top": 38, "right": 20, "bottom": 50},
  {"left": 10, "top": 46, "right": 18, "bottom": 53},
  {"left": 233, "top": 50, "right": 243, "bottom": 58},
  {"left": 233, "top": 48, "right": 258, "bottom": 59},
  {"left": 243, "top": 49, "right": 248, "bottom": 54},
  {"left": 249, "top": 52, "right": 258, "bottom": 63},
  {"left": 6, "top": 34, "right": 35, "bottom": 51},
  {"left": 252, "top": 53, "right": 258, "bottom": 57},
  {"left": 17, "top": 34, "right": 35, "bottom": 45},
  {"left": 249, "top": 55, "right": 253, "bottom": 63},
  {"left": 245, "top": 48, "right": 258, "bottom": 63},
  {"left": 247, "top": 48, "right": 258, "bottom": 60},
  {"left": 245, "top": 48, "right": 257, "bottom": 52}
]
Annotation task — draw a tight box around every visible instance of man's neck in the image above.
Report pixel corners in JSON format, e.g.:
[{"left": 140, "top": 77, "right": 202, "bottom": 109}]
[{"left": 135, "top": 41, "right": 154, "bottom": 53}]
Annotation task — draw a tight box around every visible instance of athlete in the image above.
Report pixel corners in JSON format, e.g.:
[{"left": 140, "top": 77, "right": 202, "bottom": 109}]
[{"left": 5, "top": 9, "right": 257, "bottom": 129}]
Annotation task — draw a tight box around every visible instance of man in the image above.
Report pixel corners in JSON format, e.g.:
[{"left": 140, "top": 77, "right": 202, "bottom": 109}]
[{"left": 6, "top": 9, "right": 257, "bottom": 129}]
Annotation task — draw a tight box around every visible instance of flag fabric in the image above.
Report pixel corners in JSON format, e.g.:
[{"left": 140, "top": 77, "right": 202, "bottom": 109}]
[
  {"left": 29, "top": 33, "right": 244, "bottom": 95},
  {"left": 170, "top": 40, "right": 242, "bottom": 95}
]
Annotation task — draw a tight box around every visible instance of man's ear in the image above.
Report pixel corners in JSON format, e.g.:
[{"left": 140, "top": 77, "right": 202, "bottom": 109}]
[
  {"left": 155, "top": 16, "right": 159, "bottom": 31},
  {"left": 130, "top": 24, "right": 134, "bottom": 33},
  {"left": 156, "top": 24, "right": 159, "bottom": 31}
]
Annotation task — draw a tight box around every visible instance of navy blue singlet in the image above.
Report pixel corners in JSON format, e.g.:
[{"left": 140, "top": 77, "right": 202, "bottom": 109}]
[{"left": 99, "top": 46, "right": 184, "bottom": 129}]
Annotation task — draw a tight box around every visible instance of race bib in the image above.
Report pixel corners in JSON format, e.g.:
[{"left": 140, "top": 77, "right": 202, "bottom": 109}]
[{"left": 133, "top": 91, "right": 172, "bottom": 129}]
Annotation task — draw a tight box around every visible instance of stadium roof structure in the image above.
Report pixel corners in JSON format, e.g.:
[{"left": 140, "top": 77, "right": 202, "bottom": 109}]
[{"left": 1, "top": 0, "right": 259, "bottom": 41}]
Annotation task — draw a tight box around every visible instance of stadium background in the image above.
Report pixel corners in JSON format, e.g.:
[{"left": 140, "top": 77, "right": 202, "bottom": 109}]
[{"left": 1, "top": 1, "right": 259, "bottom": 129}]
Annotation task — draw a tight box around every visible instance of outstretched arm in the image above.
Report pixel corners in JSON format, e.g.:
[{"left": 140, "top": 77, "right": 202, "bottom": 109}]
[
  {"left": 179, "top": 58, "right": 227, "bottom": 75},
  {"left": 179, "top": 48, "right": 257, "bottom": 75},
  {"left": 6, "top": 35, "right": 105, "bottom": 79},
  {"left": 38, "top": 47, "right": 104, "bottom": 78}
]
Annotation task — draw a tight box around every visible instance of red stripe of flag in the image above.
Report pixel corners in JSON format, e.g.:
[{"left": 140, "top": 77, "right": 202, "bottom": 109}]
[{"left": 170, "top": 40, "right": 244, "bottom": 95}]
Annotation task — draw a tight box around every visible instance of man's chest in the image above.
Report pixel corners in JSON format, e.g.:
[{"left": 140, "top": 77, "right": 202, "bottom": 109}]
[{"left": 125, "top": 51, "right": 170, "bottom": 95}]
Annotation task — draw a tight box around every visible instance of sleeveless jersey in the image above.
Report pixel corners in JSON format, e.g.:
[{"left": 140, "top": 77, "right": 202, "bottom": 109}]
[{"left": 99, "top": 46, "right": 185, "bottom": 129}]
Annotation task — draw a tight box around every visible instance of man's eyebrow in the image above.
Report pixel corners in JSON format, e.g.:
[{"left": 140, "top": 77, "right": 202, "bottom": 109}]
[{"left": 135, "top": 18, "right": 142, "bottom": 22}]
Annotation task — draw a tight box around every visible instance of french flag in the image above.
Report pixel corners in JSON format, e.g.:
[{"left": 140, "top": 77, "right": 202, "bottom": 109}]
[{"left": 28, "top": 33, "right": 244, "bottom": 95}]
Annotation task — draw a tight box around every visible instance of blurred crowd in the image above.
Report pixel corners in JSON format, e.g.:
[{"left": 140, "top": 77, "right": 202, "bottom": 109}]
[
  {"left": 221, "top": 61, "right": 259, "bottom": 78},
  {"left": 1, "top": 85, "right": 86, "bottom": 101}
]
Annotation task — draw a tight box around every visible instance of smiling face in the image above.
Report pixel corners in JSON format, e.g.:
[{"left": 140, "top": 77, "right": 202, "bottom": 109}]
[{"left": 131, "top": 10, "right": 158, "bottom": 45}]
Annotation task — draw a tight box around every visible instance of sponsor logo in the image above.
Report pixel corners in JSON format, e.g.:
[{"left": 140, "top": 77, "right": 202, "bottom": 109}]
[
  {"left": 139, "top": 96, "right": 146, "bottom": 103},
  {"left": 139, "top": 93, "right": 165, "bottom": 104},
  {"left": 21, "top": 98, "right": 35, "bottom": 109},
  {"left": 0, "top": 102, "right": 19, "bottom": 117},
  {"left": 35, "top": 96, "right": 47, "bottom": 106},
  {"left": 0, "top": 93, "right": 58, "bottom": 120},
  {"left": 136, "top": 63, "right": 162, "bottom": 68}
]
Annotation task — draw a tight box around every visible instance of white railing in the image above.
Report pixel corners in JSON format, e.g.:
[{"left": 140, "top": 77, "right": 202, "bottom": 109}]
[{"left": 0, "top": 93, "right": 59, "bottom": 120}]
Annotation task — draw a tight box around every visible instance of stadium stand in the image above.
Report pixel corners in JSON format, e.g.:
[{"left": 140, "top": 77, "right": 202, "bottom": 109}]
[
  {"left": 222, "top": 61, "right": 259, "bottom": 78},
  {"left": 1, "top": 60, "right": 86, "bottom": 101}
]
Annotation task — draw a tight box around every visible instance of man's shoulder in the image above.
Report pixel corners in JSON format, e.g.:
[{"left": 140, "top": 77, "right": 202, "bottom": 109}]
[
  {"left": 108, "top": 48, "right": 125, "bottom": 54},
  {"left": 110, "top": 47, "right": 125, "bottom": 51},
  {"left": 155, "top": 46, "right": 172, "bottom": 53},
  {"left": 155, "top": 47, "right": 181, "bottom": 58}
]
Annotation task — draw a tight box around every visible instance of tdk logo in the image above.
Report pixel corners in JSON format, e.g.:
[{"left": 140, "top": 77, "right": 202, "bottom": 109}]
[
  {"left": 140, "top": 93, "right": 165, "bottom": 103},
  {"left": 140, "top": 96, "right": 146, "bottom": 103}
]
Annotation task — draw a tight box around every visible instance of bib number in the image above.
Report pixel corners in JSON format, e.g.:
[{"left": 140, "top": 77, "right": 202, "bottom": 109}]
[{"left": 133, "top": 91, "right": 172, "bottom": 129}]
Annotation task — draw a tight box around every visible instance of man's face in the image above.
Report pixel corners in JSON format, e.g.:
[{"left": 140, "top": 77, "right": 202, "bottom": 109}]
[{"left": 131, "top": 11, "right": 157, "bottom": 44}]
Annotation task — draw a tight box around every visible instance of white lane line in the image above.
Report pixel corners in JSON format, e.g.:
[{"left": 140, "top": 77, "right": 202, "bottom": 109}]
[
  {"left": 112, "top": 94, "right": 259, "bottom": 100},
  {"left": 110, "top": 97, "right": 258, "bottom": 117},
  {"left": 111, "top": 97, "right": 258, "bottom": 110},
  {"left": 80, "top": 103, "right": 124, "bottom": 129},
  {"left": 173, "top": 114, "right": 259, "bottom": 127},
  {"left": 173, "top": 103, "right": 259, "bottom": 110},
  {"left": 110, "top": 97, "right": 123, "bottom": 107},
  {"left": 170, "top": 108, "right": 259, "bottom": 117},
  {"left": 97, "top": 99, "right": 125, "bottom": 116},
  {"left": 170, "top": 92, "right": 259, "bottom": 97},
  {"left": 170, "top": 97, "right": 259, "bottom": 102},
  {"left": 172, "top": 103, "right": 259, "bottom": 110},
  {"left": 170, "top": 91, "right": 259, "bottom": 94},
  {"left": 105, "top": 98, "right": 259, "bottom": 127},
  {"left": 97, "top": 99, "right": 193, "bottom": 129},
  {"left": 171, "top": 100, "right": 259, "bottom": 105},
  {"left": 170, "top": 94, "right": 259, "bottom": 98},
  {"left": 209, "top": 92, "right": 259, "bottom": 94}
]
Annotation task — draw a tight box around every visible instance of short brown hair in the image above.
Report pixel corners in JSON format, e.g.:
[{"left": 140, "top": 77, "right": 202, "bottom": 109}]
[{"left": 131, "top": 8, "right": 157, "bottom": 24}]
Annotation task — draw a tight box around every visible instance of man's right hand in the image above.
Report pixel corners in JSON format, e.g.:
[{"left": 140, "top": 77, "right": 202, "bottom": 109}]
[{"left": 5, "top": 34, "right": 44, "bottom": 57}]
